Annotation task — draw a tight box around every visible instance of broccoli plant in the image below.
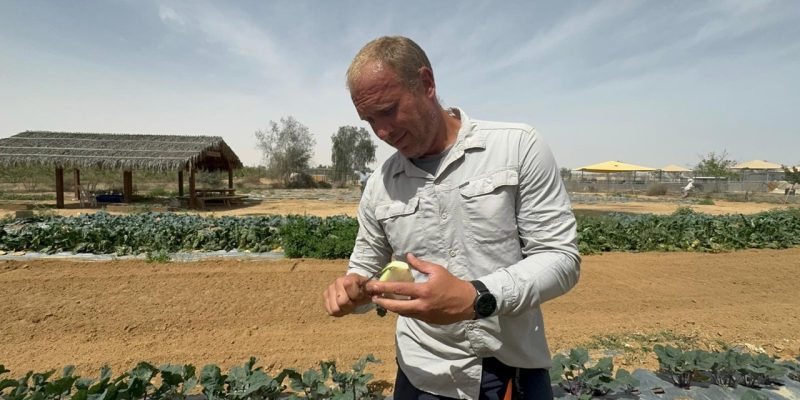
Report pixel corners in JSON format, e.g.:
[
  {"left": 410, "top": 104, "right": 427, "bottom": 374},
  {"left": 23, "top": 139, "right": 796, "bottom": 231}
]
[
  {"left": 330, "top": 354, "right": 381, "bottom": 400},
  {"left": 737, "top": 353, "right": 787, "bottom": 388},
  {"left": 224, "top": 357, "right": 286, "bottom": 400},
  {"left": 284, "top": 360, "right": 336, "bottom": 399},
  {"left": 549, "top": 348, "right": 638, "bottom": 399},
  {"left": 653, "top": 345, "right": 714, "bottom": 388},
  {"left": 778, "top": 357, "right": 800, "bottom": 382}
]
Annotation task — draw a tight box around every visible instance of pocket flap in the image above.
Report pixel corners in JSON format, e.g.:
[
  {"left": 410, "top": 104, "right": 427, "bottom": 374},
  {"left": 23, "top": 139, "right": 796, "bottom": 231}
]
[
  {"left": 459, "top": 169, "right": 519, "bottom": 197},
  {"left": 375, "top": 197, "right": 420, "bottom": 220}
]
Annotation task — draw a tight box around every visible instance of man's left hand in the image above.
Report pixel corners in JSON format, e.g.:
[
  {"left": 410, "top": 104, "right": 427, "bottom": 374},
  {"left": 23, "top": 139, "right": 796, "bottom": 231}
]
[{"left": 365, "top": 253, "right": 477, "bottom": 324}]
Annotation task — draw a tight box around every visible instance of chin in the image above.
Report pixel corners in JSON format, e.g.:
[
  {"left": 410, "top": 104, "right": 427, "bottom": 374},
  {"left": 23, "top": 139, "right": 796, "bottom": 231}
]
[{"left": 398, "top": 148, "right": 422, "bottom": 158}]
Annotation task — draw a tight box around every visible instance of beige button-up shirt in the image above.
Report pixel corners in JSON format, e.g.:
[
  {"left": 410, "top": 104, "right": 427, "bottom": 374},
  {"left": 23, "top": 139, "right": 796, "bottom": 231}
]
[{"left": 347, "top": 109, "right": 580, "bottom": 399}]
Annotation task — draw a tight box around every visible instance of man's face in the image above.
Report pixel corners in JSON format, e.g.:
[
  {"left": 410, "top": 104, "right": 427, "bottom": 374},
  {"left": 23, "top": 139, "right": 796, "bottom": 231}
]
[{"left": 350, "top": 62, "right": 439, "bottom": 158}]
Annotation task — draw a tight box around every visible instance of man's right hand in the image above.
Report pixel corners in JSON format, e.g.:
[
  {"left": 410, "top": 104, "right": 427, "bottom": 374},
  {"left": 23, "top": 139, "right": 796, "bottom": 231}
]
[{"left": 323, "top": 273, "right": 372, "bottom": 317}]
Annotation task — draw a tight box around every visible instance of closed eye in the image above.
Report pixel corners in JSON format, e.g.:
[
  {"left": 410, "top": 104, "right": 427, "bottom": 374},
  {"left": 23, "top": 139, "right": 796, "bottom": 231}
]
[{"left": 379, "top": 105, "right": 396, "bottom": 117}]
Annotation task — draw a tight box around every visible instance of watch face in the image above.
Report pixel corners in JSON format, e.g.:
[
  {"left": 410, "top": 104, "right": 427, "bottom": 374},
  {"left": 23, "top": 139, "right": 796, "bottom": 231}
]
[{"left": 475, "top": 293, "right": 497, "bottom": 317}]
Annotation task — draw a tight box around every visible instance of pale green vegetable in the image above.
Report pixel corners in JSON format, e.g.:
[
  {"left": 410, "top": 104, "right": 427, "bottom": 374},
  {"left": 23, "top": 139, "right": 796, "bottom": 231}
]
[
  {"left": 378, "top": 260, "right": 413, "bottom": 300},
  {"left": 379, "top": 261, "right": 414, "bottom": 283}
]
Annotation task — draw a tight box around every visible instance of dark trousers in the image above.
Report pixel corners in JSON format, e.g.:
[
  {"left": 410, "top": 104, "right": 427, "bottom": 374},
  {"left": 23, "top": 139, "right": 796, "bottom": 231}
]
[{"left": 393, "top": 357, "right": 553, "bottom": 399}]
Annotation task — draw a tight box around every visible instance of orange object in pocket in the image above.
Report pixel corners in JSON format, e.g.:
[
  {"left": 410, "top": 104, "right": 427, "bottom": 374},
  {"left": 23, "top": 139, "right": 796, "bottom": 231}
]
[{"left": 503, "top": 378, "right": 513, "bottom": 400}]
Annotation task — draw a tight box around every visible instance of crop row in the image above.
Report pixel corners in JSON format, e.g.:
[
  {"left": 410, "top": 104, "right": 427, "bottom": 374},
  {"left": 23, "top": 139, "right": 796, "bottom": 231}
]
[
  {"left": 0, "top": 212, "right": 358, "bottom": 259},
  {"left": 1, "top": 208, "right": 799, "bottom": 258},
  {"left": 576, "top": 207, "right": 800, "bottom": 254},
  {"left": 3, "top": 348, "right": 799, "bottom": 400},
  {"left": 0, "top": 355, "right": 381, "bottom": 400}
]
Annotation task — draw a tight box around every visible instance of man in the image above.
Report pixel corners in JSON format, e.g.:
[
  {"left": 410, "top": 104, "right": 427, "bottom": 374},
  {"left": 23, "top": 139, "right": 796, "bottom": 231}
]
[
  {"left": 682, "top": 178, "right": 695, "bottom": 198},
  {"left": 322, "top": 36, "right": 580, "bottom": 399}
]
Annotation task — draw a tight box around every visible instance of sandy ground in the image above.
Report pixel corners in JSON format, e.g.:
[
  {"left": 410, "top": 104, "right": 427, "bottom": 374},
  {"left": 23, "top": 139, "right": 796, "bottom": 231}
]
[
  {"left": 1, "top": 249, "right": 798, "bottom": 390},
  {"left": 2, "top": 197, "right": 797, "bottom": 219},
  {"left": 2, "top": 194, "right": 799, "bottom": 393}
]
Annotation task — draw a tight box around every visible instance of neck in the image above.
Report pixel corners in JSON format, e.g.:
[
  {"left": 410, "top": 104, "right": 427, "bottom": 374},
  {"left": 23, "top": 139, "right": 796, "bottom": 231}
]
[{"left": 426, "top": 108, "right": 461, "bottom": 155}]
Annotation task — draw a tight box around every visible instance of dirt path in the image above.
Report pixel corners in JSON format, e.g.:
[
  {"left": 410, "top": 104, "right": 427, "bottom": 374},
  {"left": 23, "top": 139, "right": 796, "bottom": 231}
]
[{"left": 1, "top": 249, "right": 798, "bottom": 389}]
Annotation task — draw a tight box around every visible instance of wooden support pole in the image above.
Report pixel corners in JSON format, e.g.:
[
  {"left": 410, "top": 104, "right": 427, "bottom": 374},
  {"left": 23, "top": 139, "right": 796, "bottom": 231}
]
[
  {"left": 123, "top": 170, "right": 133, "bottom": 203},
  {"left": 189, "top": 167, "right": 196, "bottom": 209},
  {"left": 74, "top": 169, "right": 81, "bottom": 199},
  {"left": 55, "top": 167, "right": 65, "bottom": 209},
  {"left": 228, "top": 168, "right": 234, "bottom": 189},
  {"left": 178, "top": 171, "right": 184, "bottom": 197}
]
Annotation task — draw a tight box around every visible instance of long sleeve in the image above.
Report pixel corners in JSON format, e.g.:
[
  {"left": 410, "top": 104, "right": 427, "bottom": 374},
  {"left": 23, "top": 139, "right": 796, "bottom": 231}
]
[{"left": 479, "top": 129, "right": 581, "bottom": 316}]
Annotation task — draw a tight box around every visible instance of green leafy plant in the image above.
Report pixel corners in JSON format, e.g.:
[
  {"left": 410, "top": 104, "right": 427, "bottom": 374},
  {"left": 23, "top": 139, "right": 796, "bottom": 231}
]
[
  {"left": 222, "top": 357, "right": 286, "bottom": 400},
  {"left": 146, "top": 249, "right": 171, "bottom": 263},
  {"left": 284, "top": 355, "right": 381, "bottom": 400},
  {"left": 549, "top": 348, "right": 639, "bottom": 399},
  {"left": 779, "top": 357, "right": 800, "bottom": 382},
  {"left": 737, "top": 352, "right": 787, "bottom": 388},
  {"left": 653, "top": 344, "right": 714, "bottom": 388},
  {"left": 154, "top": 364, "right": 197, "bottom": 400},
  {"left": 697, "top": 196, "right": 715, "bottom": 205}
]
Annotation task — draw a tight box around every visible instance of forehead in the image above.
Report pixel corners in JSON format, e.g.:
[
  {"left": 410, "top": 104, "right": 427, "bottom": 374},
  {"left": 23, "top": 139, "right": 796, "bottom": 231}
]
[{"left": 350, "top": 62, "right": 405, "bottom": 110}]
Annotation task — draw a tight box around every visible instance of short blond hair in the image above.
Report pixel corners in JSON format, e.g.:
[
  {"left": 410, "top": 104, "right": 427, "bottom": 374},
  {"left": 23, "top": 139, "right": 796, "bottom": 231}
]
[{"left": 346, "top": 36, "right": 432, "bottom": 91}]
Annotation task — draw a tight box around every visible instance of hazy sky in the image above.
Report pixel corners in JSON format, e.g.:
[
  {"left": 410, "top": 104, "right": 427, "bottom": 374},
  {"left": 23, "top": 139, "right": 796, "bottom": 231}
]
[{"left": 1, "top": 1, "right": 798, "bottom": 170}]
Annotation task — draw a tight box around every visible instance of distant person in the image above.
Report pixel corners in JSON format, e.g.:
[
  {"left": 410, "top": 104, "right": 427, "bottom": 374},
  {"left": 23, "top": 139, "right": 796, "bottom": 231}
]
[
  {"left": 322, "top": 36, "right": 580, "bottom": 399},
  {"left": 355, "top": 169, "right": 371, "bottom": 192},
  {"left": 682, "top": 178, "right": 695, "bottom": 198}
]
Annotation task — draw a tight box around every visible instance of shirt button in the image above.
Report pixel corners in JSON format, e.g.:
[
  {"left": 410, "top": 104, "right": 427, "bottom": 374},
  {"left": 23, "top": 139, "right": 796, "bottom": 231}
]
[
  {"left": 449, "top": 249, "right": 457, "bottom": 257},
  {"left": 441, "top": 212, "right": 448, "bottom": 220}
]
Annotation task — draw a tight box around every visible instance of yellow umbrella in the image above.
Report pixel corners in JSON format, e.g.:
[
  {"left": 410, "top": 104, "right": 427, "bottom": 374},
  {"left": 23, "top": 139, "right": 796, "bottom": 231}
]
[
  {"left": 576, "top": 161, "right": 657, "bottom": 193},
  {"left": 731, "top": 160, "right": 783, "bottom": 182},
  {"left": 731, "top": 160, "right": 783, "bottom": 170},
  {"left": 576, "top": 160, "right": 657, "bottom": 172},
  {"left": 659, "top": 164, "right": 692, "bottom": 172}
]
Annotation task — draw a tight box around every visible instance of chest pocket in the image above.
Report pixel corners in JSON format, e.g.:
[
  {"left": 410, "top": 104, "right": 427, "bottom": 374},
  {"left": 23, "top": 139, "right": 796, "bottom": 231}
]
[
  {"left": 459, "top": 169, "right": 519, "bottom": 246},
  {"left": 375, "top": 197, "right": 423, "bottom": 256}
]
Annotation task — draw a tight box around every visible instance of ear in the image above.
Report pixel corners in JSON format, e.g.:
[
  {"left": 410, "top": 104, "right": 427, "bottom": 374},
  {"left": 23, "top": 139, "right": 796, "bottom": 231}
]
[{"left": 418, "top": 66, "right": 436, "bottom": 98}]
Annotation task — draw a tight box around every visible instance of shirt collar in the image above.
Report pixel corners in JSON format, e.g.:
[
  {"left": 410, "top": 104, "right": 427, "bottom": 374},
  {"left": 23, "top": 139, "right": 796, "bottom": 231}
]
[{"left": 388, "top": 108, "right": 485, "bottom": 178}]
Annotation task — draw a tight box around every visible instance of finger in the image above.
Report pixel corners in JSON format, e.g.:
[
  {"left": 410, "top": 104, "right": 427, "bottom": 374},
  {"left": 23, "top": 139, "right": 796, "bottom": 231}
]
[
  {"left": 406, "top": 253, "right": 440, "bottom": 274},
  {"left": 372, "top": 296, "right": 425, "bottom": 316},
  {"left": 344, "top": 274, "right": 368, "bottom": 301},
  {"left": 365, "top": 281, "right": 421, "bottom": 299},
  {"left": 334, "top": 278, "right": 352, "bottom": 309},
  {"left": 324, "top": 285, "right": 341, "bottom": 316}
]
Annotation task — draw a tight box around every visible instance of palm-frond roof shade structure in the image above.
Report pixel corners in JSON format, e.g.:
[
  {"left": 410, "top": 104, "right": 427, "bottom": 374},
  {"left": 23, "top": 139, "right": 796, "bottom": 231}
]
[{"left": 0, "top": 131, "right": 244, "bottom": 208}]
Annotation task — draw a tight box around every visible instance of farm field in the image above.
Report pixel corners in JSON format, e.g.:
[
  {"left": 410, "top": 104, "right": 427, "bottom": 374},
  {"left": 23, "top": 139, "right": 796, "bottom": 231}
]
[
  {"left": 0, "top": 199, "right": 796, "bottom": 217},
  {"left": 1, "top": 248, "right": 798, "bottom": 390},
  {"left": 1, "top": 189, "right": 799, "bottom": 218}
]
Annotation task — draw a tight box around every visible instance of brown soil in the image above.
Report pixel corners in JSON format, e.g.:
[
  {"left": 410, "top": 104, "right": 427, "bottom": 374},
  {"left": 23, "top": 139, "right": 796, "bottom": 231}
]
[
  {"left": 2, "top": 197, "right": 796, "bottom": 219},
  {"left": 1, "top": 249, "right": 798, "bottom": 388}
]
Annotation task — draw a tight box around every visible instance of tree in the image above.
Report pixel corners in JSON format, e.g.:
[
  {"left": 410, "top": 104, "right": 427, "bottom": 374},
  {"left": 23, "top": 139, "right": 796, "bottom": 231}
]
[
  {"left": 694, "top": 150, "right": 738, "bottom": 178},
  {"left": 255, "top": 116, "right": 316, "bottom": 182},
  {"left": 330, "top": 126, "right": 377, "bottom": 184}
]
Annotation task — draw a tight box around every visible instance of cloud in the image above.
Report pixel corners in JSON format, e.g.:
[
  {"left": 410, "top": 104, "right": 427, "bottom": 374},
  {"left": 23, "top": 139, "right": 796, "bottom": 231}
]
[
  {"left": 158, "top": 5, "right": 185, "bottom": 28},
  {"left": 156, "top": 2, "right": 288, "bottom": 83}
]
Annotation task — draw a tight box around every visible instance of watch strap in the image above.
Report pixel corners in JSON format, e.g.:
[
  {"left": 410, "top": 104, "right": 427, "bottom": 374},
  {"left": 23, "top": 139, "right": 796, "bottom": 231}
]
[{"left": 470, "top": 279, "right": 489, "bottom": 295}]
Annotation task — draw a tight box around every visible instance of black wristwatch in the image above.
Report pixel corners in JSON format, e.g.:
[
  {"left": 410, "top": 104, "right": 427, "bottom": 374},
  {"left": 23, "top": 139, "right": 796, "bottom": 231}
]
[{"left": 470, "top": 280, "right": 497, "bottom": 319}]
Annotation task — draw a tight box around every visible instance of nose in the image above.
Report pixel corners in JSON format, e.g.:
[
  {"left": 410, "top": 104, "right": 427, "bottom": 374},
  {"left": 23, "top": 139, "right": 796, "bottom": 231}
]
[{"left": 372, "top": 119, "right": 394, "bottom": 142}]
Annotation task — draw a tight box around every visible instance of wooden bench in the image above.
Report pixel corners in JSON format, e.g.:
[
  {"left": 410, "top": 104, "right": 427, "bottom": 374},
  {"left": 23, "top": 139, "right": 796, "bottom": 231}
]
[{"left": 196, "top": 194, "right": 248, "bottom": 208}]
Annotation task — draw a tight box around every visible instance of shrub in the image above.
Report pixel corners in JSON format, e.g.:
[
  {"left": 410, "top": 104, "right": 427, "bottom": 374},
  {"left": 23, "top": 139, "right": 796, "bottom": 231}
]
[
  {"left": 285, "top": 173, "right": 317, "bottom": 189},
  {"left": 698, "top": 197, "right": 715, "bottom": 205},
  {"left": 147, "top": 187, "right": 170, "bottom": 197},
  {"left": 646, "top": 183, "right": 668, "bottom": 196}
]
